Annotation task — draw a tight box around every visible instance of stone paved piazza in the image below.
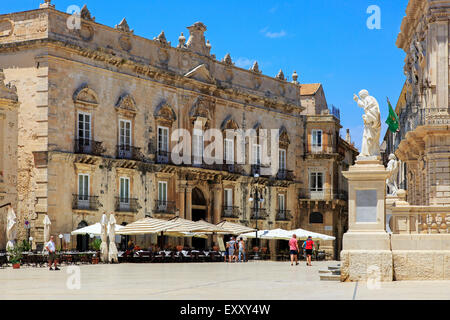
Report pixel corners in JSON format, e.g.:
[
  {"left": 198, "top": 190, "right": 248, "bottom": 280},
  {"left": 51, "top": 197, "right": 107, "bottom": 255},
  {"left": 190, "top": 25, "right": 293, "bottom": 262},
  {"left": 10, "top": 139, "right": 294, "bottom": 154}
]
[{"left": 1, "top": 261, "right": 449, "bottom": 300}]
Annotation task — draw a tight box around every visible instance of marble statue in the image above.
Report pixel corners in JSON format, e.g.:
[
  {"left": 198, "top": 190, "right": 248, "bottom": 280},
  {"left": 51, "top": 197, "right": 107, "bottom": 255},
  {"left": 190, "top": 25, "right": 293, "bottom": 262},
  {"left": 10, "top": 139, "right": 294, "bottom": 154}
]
[
  {"left": 386, "top": 154, "right": 399, "bottom": 195},
  {"left": 353, "top": 90, "right": 381, "bottom": 158}
]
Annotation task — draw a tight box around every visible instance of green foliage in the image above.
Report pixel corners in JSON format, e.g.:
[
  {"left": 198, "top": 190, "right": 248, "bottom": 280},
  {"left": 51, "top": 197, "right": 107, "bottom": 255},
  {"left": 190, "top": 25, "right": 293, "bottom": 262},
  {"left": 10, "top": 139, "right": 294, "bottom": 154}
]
[
  {"left": 89, "top": 238, "right": 102, "bottom": 251},
  {"left": 21, "top": 240, "right": 31, "bottom": 252},
  {"left": 7, "top": 245, "right": 23, "bottom": 264}
]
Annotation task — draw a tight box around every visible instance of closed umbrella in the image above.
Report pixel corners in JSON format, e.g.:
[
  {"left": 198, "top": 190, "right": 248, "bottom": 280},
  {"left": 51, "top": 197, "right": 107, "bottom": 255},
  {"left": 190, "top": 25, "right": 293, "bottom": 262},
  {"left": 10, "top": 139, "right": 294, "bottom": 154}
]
[
  {"left": 43, "top": 214, "right": 51, "bottom": 244},
  {"left": 6, "top": 206, "right": 16, "bottom": 250},
  {"left": 108, "top": 214, "right": 118, "bottom": 263},
  {"left": 100, "top": 214, "right": 108, "bottom": 262}
]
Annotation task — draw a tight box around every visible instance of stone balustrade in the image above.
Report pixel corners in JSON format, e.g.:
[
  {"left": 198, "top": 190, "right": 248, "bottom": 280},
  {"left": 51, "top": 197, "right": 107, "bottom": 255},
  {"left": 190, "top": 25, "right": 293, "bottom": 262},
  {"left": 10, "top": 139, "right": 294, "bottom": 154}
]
[{"left": 391, "top": 206, "right": 450, "bottom": 234}]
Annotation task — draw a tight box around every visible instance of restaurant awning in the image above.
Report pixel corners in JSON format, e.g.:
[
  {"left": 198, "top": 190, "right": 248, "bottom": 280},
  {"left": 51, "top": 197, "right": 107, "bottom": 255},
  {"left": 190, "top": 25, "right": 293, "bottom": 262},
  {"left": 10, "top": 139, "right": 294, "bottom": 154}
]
[
  {"left": 240, "top": 229, "right": 290, "bottom": 240},
  {"left": 116, "top": 217, "right": 179, "bottom": 235},
  {"left": 165, "top": 217, "right": 220, "bottom": 233},
  {"left": 289, "top": 228, "right": 336, "bottom": 241},
  {"left": 71, "top": 222, "right": 124, "bottom": 236},
  {"left": 215, "top": 221, "right": 257, "bottom": 235}
]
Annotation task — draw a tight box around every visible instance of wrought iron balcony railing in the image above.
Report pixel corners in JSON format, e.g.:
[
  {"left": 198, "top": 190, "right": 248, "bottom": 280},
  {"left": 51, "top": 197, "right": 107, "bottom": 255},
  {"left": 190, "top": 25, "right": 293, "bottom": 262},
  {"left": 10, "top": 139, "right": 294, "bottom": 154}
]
[
  {"left": 222, "top": 206, "right": 240, "bottom": 218},
  {"left": 75, "top": 139, "right": 106, "bottom": 156},
  {"left": 276, "top": 210, "right": 292, "bottom": 221},
  {"left": 250, "top": 208, "right": 268, "bottom": 220},
  {"left": 116, "top": 145, "right": 143, "bottom": 161},
  {"left": 298, "top": 188, "right": 348, "bottom": 201},
  {"left": 115, "top": 197, "right": 140, "bottom": 213},
  {"left": 155, "top": 150, "right": 173, "bottom": 165},
  {"left": 276, "top": 169, "right": 294, "bottom": 181},
  {"left": 72, "top": 194, "right": 101, "bottom": 211},
  {"left": 154, "top": 200, "right": 177, "bottom": 214}
]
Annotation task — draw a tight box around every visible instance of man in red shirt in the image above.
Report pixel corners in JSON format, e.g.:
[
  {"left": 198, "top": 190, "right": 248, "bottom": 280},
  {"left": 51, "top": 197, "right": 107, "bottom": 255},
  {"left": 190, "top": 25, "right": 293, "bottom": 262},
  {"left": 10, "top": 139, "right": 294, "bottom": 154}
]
[
  {"left": 302, "top": 236, "right": 315, "bottom": 266},
  {"left": 288, "top": 234, "right": 299, "bottom": 266}
]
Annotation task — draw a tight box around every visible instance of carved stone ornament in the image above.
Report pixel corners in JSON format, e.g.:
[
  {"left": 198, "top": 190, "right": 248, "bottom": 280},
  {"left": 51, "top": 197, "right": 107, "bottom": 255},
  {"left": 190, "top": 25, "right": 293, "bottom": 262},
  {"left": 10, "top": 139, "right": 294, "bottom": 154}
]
[
  {"left": 276, "top": 69, "right": 286, "bottom": 81},
  {"left": 115, "top": 94, "right": 137, "bottom": 115},
  {"left": 190, "top": 97, "right": 212, "bottom": 128},
  {"left": 279, "top": 128, "right": 290, "bottom": 148},
  {"left": 177, "top": 32, "right": 187, "bottom": 49},
  {"left": 222, "top": 53, "right": 233, "bottom": 65},
  {"left": 0, "top": 19, "right": 14, "bottom": 38},
  {"left": 154, "top": 102, "right": 176, "bottom": 124},
  {"left": 250, "top": 61, "right": 261, "bottom": 73},
  {"left": 80, "top": 5, "right": 95, "bottom": 22},
  {"left": 115, "top": 18, "right": 134, "bottom": 34},
  {"left": 154, "top": 31, "right": 171, "bottom": 47},
  {"left": 73, "top": 84, "right": 99, "bottom": 108},
  {"left": 184, "top": 64, "right": 215, "bottom": 84}
]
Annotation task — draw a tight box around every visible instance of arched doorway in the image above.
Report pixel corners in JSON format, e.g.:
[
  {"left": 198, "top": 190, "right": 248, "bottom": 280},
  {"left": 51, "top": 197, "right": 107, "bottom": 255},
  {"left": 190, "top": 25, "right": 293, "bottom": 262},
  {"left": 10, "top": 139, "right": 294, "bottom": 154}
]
[
  {"left": 76, "top": 221, "right": 89, "bottom": 252},
  {"left": 192, "top": 187, "right": 207, "bottom": 249},
  {"left": 120, "top": 222, "right": 130, "bottom": 251}
]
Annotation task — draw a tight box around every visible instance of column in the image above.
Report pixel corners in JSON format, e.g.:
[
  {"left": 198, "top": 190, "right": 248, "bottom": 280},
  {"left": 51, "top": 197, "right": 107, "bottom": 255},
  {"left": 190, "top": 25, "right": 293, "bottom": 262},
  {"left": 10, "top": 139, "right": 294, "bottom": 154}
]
[
  {"left": 212, "top": 184, "right": 222, "bottom": 224},
  {"left": 185, "top": 186, "right": 193, "bottom": 247},
  {"left": 177, "top": 181, "right": 186, "bottom": 218}
]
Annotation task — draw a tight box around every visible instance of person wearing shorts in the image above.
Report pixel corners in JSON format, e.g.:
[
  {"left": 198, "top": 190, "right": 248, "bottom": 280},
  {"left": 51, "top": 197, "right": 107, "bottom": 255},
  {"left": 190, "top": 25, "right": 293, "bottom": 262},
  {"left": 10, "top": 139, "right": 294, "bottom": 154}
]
[
  {"left": 288, "top": 234, "right": 299, "bottom": 266},
  {"left": 224, "top": 242, "right": 230, "bottom": 262},
  {"left": 227, "top": 237, "right": 236, "bottom": 263},
  {"left": 45, "top": 236, "right": 60, "bottom": 271},
  {"left": 303, "top": 236, "right": 315, "bottom": 266}
]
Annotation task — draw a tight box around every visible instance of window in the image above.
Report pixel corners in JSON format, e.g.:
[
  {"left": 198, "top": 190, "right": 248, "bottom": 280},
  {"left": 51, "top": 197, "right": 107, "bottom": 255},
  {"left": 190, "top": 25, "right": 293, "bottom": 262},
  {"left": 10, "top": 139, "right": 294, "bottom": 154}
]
[
  {"left": 252, "top": 144, "right": 261, "bottom": 165},
  {"left": 224, "top": 188, "right": 233, "bottom": 208},
  {"left": 78, "top": 112, "right": 91, "bottom": 147},
  {"left": 279, "top": 149, "right": 286, "bottom": 170},
  {"left": 310, "top": 172, "right": 324, "bottom": 192},
  {"left": 310, "top": 212, "right": 324, "bottom": 224},
  {"left": 158, "top": 181, "right": 167, "bottom": 203},
  {"left": 157, "top": 126, "right": 169, "bottom": 153},
  {"left": 192, "top": 130, "right": 204, "bottom": 162},
  {"left": 78, "top": 174, "right": 89, "bottom": 201},
  {"left": 119, "top": 119, "right": 132, "bottom": 147},
  {"left": 312, "top": 130, "right": 323, "bottom": 152},
  {"left": 224, "top": 139, "right": 234, "bottom": 163},
  {"left": 278, "top": 194, "right": 285, "bottom": 211},
  {"left": 119, "top": 177, "right": 130, "bottom": 203}
]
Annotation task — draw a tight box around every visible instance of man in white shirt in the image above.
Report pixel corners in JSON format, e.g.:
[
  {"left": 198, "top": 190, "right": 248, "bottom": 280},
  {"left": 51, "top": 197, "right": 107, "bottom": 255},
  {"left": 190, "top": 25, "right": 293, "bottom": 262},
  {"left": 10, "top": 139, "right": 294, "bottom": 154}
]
[{"left": 45, "top": 235, "right": 60, "bottom": 271}]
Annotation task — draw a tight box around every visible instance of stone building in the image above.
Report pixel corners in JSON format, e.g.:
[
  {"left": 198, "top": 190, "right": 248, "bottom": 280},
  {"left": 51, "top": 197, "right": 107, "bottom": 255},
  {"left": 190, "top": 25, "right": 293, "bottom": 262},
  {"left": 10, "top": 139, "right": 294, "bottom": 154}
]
[
  {"left": 0, "top": 1, "right": 357, "bottom": 257},
  {"left": 381, "top": 0, "right": 450, "bottom": 280}
]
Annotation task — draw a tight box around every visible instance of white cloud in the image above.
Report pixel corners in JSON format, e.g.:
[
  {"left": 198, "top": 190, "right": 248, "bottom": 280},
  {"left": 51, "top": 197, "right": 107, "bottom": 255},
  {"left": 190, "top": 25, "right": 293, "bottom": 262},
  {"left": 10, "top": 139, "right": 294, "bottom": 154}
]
[
  {"left": 260, "top": 27, "right": 287, "bottom": 39},
  {"left": 235, "top": 57, "right": 253, "bottom": 69}
]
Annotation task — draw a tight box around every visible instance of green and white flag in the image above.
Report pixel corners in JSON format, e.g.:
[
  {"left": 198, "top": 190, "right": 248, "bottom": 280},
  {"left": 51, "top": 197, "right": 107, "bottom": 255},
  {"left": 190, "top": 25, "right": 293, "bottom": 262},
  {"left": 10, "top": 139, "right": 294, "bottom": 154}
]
[{"left": 385, "top": 97, "right": 400, "bottom": 133}]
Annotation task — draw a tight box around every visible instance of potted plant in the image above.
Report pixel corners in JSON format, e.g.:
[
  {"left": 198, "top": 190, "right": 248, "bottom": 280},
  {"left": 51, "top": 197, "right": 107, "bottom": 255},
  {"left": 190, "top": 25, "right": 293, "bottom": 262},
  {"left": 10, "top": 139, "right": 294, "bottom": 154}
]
[
  {"left": 89, "top": 238, "right": 102, "bottom": 264},
  {"left": 7, "top": 246, "right": 23, "bottom": 269}
]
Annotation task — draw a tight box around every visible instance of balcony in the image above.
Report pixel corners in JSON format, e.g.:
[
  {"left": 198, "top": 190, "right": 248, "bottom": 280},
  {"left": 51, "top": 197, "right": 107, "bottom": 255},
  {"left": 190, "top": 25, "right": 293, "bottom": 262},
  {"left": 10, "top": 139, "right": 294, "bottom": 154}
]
[
  {"left": 115, "top": 197, "right": 140, "bottom": 213},
  {"left": 276, "top": 169, "right": 294, "bottom": 181},
  {"left": 298, "top": 189, "right": 348, "bottom": 201},
  {"left": 154, "top": 200, "right": 177, "bottom": 215},
  {"left": 116, "top": 145, "right": 143, "bottom": 161},
  {"left": 276, "top": 210, "right": 292, "bottom": 221},
  {"left": 75, "top": 139, "right": 105, "bottom": 156},
  {"left": 155, "top": 150, "right": 173, "bottom": 165},
  {"left": 222, "top": 206, "right": 240, "bottom": 219},
  {"left": 250, "top": 208, "right": 268, "bottom": 220},
  {"left": 72, "top": 194, "right": 101, "bottom": 211},
  {"left": 391, "top": 206, "right": 450, "bottom": 234}
]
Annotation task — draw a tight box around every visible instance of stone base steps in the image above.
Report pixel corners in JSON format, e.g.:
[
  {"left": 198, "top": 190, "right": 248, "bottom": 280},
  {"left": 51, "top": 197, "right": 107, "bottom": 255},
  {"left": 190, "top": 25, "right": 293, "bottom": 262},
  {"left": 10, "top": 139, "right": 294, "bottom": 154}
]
[{"left": 319, "top": 265, "right": 341, "bottom": 281}]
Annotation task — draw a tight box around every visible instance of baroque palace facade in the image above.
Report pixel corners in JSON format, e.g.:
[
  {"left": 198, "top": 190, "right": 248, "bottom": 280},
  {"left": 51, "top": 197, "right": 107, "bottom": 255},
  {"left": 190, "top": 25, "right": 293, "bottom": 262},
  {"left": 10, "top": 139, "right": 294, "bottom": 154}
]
[{"left": 0, "top": 1, "right": 357, "bottom": 258}]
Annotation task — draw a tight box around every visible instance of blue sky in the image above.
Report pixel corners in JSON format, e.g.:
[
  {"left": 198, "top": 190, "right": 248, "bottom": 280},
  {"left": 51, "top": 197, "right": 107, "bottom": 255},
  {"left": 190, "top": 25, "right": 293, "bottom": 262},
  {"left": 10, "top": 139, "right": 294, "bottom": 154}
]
[{"left": 2, "top": 0, "right": 409, "bottom": 150}]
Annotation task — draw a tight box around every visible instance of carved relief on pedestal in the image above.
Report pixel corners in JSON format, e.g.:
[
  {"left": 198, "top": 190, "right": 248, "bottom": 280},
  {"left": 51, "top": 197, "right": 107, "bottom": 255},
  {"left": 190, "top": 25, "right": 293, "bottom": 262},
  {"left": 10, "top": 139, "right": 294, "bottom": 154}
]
[{"left": 0, "top": 19, "right": 14, "bottom": 38}]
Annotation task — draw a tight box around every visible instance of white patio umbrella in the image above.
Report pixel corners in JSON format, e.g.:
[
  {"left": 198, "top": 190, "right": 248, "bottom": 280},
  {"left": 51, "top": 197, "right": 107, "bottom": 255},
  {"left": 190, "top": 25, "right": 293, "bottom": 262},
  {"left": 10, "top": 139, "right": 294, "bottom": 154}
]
[
  {"left": 289, "top": 228, "right": 336, "bottom": 241},
  {"left": 6, "top": 206, "right": 17, "bottom": 250},
  {"left": 108, "top": 214, "right": 118, "bottom": 263},
  {"left": 100, "top": 214, "right": 109, "bottom": 262},
  {"left": 215, "top": 221, "right": 257, "bottom": 235},
  {"left": 43, "top": 214, "right": 51, "bottom": 244},
  {"left": 71, "top": 223, "right": 124, "bottom": 236}
]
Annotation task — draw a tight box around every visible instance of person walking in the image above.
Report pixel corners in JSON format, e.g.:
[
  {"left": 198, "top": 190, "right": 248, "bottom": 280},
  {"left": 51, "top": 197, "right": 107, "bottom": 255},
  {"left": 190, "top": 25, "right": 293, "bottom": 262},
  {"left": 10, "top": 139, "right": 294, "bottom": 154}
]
[
  {"left": 224, "top": 241, "right": 230, "bottom": 262},
  {"left": 238, "top": 237, "right": 246, "bottom": 263},
  {"left": 45, "top": 235, "right": 59, "bottom": 271},
  {"left": 303, "top": 236, "right": 315, "bottom": 266},
  {"left": 289, "top": 234, "right": 299, "bottom": 266},
  {"left": 227, "top": 237, "right": 237, "bottom": 263}
]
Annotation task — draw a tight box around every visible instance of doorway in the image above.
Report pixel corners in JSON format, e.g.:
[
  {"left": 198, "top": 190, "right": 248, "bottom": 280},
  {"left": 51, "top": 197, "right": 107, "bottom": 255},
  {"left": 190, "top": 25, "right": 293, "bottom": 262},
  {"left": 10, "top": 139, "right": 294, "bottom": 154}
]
[
  {"left": 191, "top": 188, "right": 207, "bottom": 249},
  {"left": 76, "top": 221, "right": 89, "bottom": 252}
]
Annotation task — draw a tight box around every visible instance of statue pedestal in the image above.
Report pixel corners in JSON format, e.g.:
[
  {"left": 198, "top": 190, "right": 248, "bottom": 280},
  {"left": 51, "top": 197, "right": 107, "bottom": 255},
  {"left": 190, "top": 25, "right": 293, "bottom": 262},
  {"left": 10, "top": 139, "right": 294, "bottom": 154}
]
[{"left": 341, "top": 158, "right": 393, "bottom": 282}]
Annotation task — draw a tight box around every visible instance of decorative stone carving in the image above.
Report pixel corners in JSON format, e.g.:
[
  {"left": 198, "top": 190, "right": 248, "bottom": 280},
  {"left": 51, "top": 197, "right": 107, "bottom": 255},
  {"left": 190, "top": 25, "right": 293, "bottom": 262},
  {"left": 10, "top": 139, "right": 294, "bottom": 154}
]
[
  {"left": 250, "top": 61, "right": 261, "bottom": 74},
  {"left": 220, "top": 116, "right": 239, "bottom": 131},
  {"left": 154, "top": 31, "right": 171, "bottom": 47},
  {"left": 0, "top": 19, "right": 14, "bottom": 38},
  {"left": 353, "top": 89, "right": 381, "bottom": 158},
  {"left": 279, "top": 127, "right": 290, "bottom": 149},
  {"left": 73, "top": 84, "right": 98, "bottom": 108},
  {"left": 184, "top": 64, "right": 215, "bottom": 84},
  {"left": 190, "top": 96, "right": 212, "bottom": 128},
  {"left": 222, "top": 53, "right": 233, "bottom": 65},
  {"left": 154, "top": 102, "right": 176, "bottom": 124},
  {"left": 39, "top": 0, "right": 54, "bottom": 9},
  {"left": 177, "top": 32, "right": 186, "bottom": 49},
  {"left": 0, "top": 69, "right": 18, "bottom": 107},
  {"left": 186, "top": 22, "right": 210, "bottom": 56},
  {"left": 276, "top": 69, "right": 286, "bottom": 81},
  {"left": 115, "top": 18, "right": 134, "bottom": 34},
  {"left": 115, "top": 94, "right": 137, "bottom": 116},
  {"left": 386, "top": 154, "right": 399, "bottom": 195},
  {"left": 291, "top": 71, "right": 299, "bottom": 84},
  {"left": 80, "top": 5, "right": 95, "bottom": 22}
]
